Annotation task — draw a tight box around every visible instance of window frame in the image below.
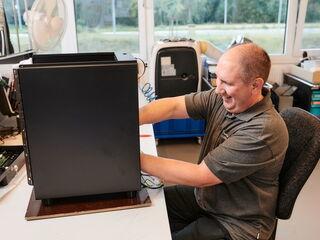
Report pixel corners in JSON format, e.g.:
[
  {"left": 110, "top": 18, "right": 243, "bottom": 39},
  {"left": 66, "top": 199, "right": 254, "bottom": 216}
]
[
  {"left": 60, "top": 0, "right": 319, "bottom": 63},
  {"left": 138, "top": 0, "right": 154, "bottom": 61},
  {"left": 60, "top": 0, "right": 78, "bottom": 53},
  {"left": 293, "top": 0, "right": 320, "bottom": 57},
  {"left": 272, "top": 0, "right": 300, "bottom": 64}
]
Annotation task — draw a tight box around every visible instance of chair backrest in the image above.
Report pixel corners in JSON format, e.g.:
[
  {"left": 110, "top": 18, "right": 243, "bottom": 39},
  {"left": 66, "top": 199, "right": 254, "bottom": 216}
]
[{"left": 277, "top": 107, "right": 320, "bottom": 219}]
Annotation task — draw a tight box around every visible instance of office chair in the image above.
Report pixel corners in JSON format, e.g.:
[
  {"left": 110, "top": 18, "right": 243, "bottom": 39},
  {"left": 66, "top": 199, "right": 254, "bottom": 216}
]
[{"left": 269, "top": 107, "right": 320, "bottom": 240}]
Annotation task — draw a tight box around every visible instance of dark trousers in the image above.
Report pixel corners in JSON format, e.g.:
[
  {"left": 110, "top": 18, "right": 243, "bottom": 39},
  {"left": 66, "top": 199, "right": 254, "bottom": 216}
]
[{"left": 164, "top": 185, "right": 230, "bottom": 240}]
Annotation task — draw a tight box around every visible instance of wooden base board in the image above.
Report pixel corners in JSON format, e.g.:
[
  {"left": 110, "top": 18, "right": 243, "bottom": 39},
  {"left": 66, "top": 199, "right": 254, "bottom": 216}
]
[{"left": 25, "top": 188, "right": 151, "bottom": 221}]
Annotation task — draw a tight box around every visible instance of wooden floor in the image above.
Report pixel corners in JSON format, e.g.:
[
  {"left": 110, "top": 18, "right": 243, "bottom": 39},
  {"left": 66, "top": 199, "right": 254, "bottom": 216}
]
[
  {"left": 156, "top": 138, "right": 201, "bottom": 164},
  {"left": 156, "top": 137, "right": 201, "bottom": 187}
]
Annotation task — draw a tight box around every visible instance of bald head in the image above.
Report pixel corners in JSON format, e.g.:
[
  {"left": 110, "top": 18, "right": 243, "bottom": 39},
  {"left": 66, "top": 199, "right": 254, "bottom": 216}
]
[{"left": 222, "top": 43, "right": 271, "bottom": 84}]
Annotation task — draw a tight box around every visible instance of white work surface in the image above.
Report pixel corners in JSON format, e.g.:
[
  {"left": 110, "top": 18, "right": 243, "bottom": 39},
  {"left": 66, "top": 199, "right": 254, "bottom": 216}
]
[{"left": 0, "top": 124, "right": 172, "bottom": 240}]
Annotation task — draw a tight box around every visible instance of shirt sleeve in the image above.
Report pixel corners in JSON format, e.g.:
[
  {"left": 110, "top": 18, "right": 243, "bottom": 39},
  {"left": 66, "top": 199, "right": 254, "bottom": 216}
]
[
  {"left": 185, "top": 89, "right": 218, "bottom": 120},
  {"left": 203, "top": 130, "right": 274, "bottom": 184}
]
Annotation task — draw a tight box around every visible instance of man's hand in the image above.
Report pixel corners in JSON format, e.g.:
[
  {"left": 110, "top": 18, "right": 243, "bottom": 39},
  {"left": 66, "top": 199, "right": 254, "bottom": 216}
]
[{"left": 139, "top": 152, "right": 222, "bottom": 187}]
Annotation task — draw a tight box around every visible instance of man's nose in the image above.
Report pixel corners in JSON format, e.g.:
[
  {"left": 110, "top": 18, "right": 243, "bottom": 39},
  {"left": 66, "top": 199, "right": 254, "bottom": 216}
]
[{"left": 215, "top": 81, "right": 224, "bottom": 95}]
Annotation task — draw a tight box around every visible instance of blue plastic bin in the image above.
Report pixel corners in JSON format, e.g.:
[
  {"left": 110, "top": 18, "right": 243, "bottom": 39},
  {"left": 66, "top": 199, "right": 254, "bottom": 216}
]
[{"left": 153, "top": 119, "right": 205, "bottom": 139}]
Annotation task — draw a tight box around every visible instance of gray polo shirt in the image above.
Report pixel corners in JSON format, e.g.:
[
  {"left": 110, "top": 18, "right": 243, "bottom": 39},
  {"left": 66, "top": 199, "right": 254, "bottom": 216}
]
[{"left": 185, "top": 89, "right": 288, "bottom": 240}]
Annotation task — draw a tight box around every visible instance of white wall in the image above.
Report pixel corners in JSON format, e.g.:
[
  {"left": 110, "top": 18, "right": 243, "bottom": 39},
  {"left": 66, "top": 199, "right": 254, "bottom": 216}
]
[{"left": 268, "top": 64, "right": 294, "bottom": 85}]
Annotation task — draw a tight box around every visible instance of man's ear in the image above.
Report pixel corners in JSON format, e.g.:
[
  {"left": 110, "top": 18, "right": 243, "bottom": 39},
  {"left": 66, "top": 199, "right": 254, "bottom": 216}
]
[{"left": 252, "top": 77, "right": 264, "bottom": 90}]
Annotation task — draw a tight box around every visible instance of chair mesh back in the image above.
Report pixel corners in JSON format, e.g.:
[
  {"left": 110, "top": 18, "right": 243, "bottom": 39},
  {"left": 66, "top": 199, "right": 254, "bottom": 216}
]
[{"left": 277, "top": 107, "right": 320, "bottom": 219}]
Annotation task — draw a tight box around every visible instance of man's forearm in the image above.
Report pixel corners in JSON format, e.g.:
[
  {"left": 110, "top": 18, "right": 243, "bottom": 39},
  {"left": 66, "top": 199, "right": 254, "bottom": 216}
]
[
  {"left": 139, "top": 98, "right": 172, "bottom": 125},
  {"left": 140, "top": 153, "right": 222, "bottom": 187},
  {"left": 139, "top": 96, "right": 188, "bottom": 125}
]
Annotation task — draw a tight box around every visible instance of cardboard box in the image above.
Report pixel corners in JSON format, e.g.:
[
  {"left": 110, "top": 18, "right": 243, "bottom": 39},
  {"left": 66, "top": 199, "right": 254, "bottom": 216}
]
[
  {"left": 278, "top": 96, "right": 293, "bottom": 112},
  {"left": 289, "top": 65, "right": 320, "bottom": 84}
]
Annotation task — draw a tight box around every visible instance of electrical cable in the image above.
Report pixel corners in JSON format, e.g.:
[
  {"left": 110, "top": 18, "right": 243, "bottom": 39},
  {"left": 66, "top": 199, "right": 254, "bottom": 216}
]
[
  {"left": 135, "top": 57, "right": 157, "bottom": 102},
  {"left": 141, "top": 173, "right": 164, "bottom": 189},
  {"left": 136, "top": 57, "right": 147, "bottom": 81},
  {"left": 0, "top": 130, "right": 19, "bottom": 144},
  {"left": 140, "top": 82, "right": 157, "bottom": 102}
]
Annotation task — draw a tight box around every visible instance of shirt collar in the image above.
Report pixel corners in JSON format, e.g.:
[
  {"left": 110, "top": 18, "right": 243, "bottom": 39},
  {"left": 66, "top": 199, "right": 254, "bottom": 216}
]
[{"left": 225, "top": 90, "right": 273, "bottom": 122}]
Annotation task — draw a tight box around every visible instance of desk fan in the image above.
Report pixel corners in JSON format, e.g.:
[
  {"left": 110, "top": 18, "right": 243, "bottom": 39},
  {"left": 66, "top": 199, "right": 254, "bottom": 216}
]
[{"left": 26, "top": 0, "right": 67, "bottom": 51}]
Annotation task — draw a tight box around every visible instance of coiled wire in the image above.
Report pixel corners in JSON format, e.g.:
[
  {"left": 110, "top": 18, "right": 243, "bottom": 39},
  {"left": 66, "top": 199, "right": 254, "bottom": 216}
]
[
  {"left": 140, "top": 82, "right": 157, "bottom": 102},
  {"left": 136, "top": 57, "right": 157, "bottom": 102}
]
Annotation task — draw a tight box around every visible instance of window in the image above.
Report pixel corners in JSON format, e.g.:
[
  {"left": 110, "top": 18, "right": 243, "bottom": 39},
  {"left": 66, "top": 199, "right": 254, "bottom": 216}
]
[
  {"left": 2, "top": 0, "right": 34, "bottom": 54},
  {"left": 301, "top": 0, "right": 320, "bottom": 50},
  {"left": 74, "top": 0, "right": 139, "bottom": 54},
  {"left": 153, "top": 0, "right": 288, "bottom": 54}
]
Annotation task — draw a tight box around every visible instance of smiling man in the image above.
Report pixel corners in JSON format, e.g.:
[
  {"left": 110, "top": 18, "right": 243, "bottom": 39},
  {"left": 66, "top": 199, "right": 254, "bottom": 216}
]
[{"left": 139, "top": 43, "right": 289, "bottom": 240}]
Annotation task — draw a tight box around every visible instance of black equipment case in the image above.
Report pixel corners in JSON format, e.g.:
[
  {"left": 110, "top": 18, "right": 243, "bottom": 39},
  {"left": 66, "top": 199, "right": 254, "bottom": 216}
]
[{"left": 15, "top": 52, "right": 141, "bottom": 201}]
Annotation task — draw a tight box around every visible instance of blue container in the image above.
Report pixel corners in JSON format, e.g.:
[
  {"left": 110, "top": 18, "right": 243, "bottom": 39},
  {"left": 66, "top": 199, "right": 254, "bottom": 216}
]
[
  {"left": 153, "top": 119, "right": 205, "bottom": 139},
  {"left": 312, "top": 90, "right": 320, "bottom": 101},
  {"left": 310, "top": 102, "right": 320, "bottom": 117}
]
